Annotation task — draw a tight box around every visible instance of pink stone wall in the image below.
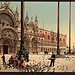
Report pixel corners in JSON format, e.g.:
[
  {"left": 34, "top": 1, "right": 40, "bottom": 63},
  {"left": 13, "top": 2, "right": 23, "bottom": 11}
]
[{"left": 38, "top": 28, "right": 66, "bottom": 44}]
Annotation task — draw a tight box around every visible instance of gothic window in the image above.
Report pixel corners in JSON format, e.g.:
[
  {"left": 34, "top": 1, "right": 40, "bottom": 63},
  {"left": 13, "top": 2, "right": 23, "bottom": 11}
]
[
  {"left": 52, "top": 37, "right": 54, "bottom": 40},
  {"left": 48, "top": 35, "right": 50, "bottom": 40},
  {"left": 45, "top": 32, "right": 47, "bottom": 34},
  {"left": 60, "top": 38, "right": 62, "bottom": 41},
  {"left": 63, "top": 39, "right": 65, "bottom": 42},
  {"left": 40, "top": 31, "right": 42, "bottom": 35},
  {"left": 40, "top": 31, "right": 42, "bottom": 33}
]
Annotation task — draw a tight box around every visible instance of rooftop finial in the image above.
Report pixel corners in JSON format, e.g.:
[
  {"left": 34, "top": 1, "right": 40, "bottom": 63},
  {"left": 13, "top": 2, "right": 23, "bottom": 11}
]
[
  {"left": 4, "top": 1, "right": 10, "bottom": 7},
  {"left": 16, "top": 5, "right": 18, "bottom": 12},
  {"left": 16, "top": 5, "right": 19, "bottom": 15},
  {"left": 8, "top": 2, "right": 10, "bottom": 6},
  {"left": 26, "top": 11, "right": 28, "bottom": 17},
  {"left": 35, "top": 14, "right": 38, "bottom": 22},
  {"left": 26, "top": 11, "right": 29, "bottom": 19}
]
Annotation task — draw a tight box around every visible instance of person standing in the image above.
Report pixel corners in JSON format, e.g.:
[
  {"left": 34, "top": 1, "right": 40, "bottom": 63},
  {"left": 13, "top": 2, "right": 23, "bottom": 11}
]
[
  {"left": 15, "top": 57, "right": 18, "bottom": 66},
  {"left": 26, "top": 51, "right": 29, "bottom": 62},
  {"left": 1, "top": 54, "right": 6, "bottom": 65},
  {"left": 49, "top": 52, "right": 55, "bottom": 67},
  {"left": 9, "top": 56, "right": 13, "bottom": 68}
]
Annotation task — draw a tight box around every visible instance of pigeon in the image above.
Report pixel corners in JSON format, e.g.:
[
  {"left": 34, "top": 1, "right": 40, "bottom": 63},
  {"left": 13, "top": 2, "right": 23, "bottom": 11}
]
[
  {"left": 59, "top": 68, "right": 61, "bottom": 70},
  {"left": 53, "top": 68, "right": 55, "bottom": 71},
  {"left": 66, "top": 68, "right": 68, "bottom": 70}
]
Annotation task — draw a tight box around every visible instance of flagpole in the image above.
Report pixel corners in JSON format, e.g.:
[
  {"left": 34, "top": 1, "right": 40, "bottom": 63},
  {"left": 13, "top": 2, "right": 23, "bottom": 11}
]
[
  {"left": 21, "top": 1, "right": 24, "bottom": 40},
  {"left": 20, "top": 0, "right": 24, "bottom": 52},
  {"left": 19, "top": 0, "right": 27, "bottom": 60},
  {"left": 57, "top": 1, "right": 60, "bottom": 55},
  {"left": 69, "top": 1, "right": 71, "bottom": 54}
]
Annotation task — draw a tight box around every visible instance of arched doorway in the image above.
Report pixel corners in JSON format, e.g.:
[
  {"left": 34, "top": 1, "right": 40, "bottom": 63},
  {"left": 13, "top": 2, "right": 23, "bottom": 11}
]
[
  {"left": 1, "top": 28, "right": 19, "bottom": 54},
  {"left": 3, "top": 45, "right": 8, "bottom": 54},
  {"left": 32, "top": 38, "right": 37, "bottom": 52},
  {"left": 3, "top": 40, "right": 11, "bottom": 54}
]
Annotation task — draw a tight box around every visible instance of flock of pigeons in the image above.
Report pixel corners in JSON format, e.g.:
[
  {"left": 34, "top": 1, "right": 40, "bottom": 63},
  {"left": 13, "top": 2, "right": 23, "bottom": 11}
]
[{"left": 0, "top": 55, "right": 75, "bottom": 72}]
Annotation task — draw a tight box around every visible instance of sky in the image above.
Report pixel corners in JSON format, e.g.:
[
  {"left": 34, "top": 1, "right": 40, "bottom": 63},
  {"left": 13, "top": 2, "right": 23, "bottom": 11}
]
[{"left": 1, "top": 1, "right": 75, "bottom": 49}]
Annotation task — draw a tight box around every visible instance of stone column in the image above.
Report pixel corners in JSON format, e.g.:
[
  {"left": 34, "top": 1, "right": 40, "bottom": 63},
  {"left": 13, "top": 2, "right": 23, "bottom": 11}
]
[
  {"left": 29, "top": 41, "right": 32, "bottom": 53},
  {"left": 15, "top": 40, "right": 18, "bottom": 54},
  {"left": 14, "top": 40, "right": 17, "bottom": 54},
  {"left": 1, "top": 46, "right": 3, "bottom": 55},
  {"left": 8, "top": 46, "right": 10, "bottom": 54}
]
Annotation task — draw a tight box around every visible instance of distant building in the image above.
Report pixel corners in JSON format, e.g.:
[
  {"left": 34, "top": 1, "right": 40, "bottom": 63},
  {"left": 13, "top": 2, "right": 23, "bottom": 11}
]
[
  {"left": 38, "top": 28, "right": 67, "bottom": 53},
  {"left": 24, "top": 12, "right": 67, "bottom": 53}
]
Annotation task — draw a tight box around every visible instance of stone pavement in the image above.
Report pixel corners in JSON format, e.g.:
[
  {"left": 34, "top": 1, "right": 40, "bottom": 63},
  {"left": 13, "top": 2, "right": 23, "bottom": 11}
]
[{"left": 0, "top": 54, "right": 75, "bottom": 72}]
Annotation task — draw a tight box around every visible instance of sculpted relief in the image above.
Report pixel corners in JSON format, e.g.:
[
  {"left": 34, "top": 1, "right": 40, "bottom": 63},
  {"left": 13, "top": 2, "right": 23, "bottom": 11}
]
[
  {"left": 0, "top": 13, "right": 14, "bottom": 26},
  {"left": 2, "top": 30, "right": 15, "bottom": 39}
]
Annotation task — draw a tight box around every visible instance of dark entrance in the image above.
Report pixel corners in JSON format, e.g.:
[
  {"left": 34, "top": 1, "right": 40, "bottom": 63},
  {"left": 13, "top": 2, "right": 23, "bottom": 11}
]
[{"left": 3, "top": 45, "right": 8, "bottom": 54}]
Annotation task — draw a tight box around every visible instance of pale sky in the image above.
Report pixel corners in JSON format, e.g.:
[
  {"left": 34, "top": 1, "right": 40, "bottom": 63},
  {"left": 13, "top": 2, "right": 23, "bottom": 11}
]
[{"left": 1, "top": 1, "right": 75, "bottom": 49}]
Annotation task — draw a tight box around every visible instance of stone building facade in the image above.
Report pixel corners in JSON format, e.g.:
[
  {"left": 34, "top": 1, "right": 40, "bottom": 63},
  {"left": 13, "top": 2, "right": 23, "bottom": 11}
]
[
  {"left": 38, "top": 28, "right": 67, "bottom": 53},
  {"left": 0, "top": 2, "right": 21, "bottom": 54},
  {"left": 0, "top": 2, "right": 67, "bottom": 54},
  {"left": 24, "top": 12, "right": 67, "bottom": 53}
]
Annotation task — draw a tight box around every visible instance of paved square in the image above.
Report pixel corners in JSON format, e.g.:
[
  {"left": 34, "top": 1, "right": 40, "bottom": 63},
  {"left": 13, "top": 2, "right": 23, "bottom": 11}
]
[{"left": 0, "top": 54, "right": 75, "bottom": 72}]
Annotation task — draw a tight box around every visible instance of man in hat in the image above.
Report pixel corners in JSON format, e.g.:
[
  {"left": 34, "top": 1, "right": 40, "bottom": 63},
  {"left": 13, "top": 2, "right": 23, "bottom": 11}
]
[{"left": 49, "top": 52, "right": 55, "bottom": 67}]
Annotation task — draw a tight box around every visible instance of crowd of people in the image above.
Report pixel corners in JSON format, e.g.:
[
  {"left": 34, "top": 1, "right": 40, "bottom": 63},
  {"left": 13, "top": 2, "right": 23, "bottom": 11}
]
[
  {"left": 8, "top": 55, "right": 25, "bottom": 68},
  {"left": 1, "top": 52, "right": 29, "bottom": 69}
]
